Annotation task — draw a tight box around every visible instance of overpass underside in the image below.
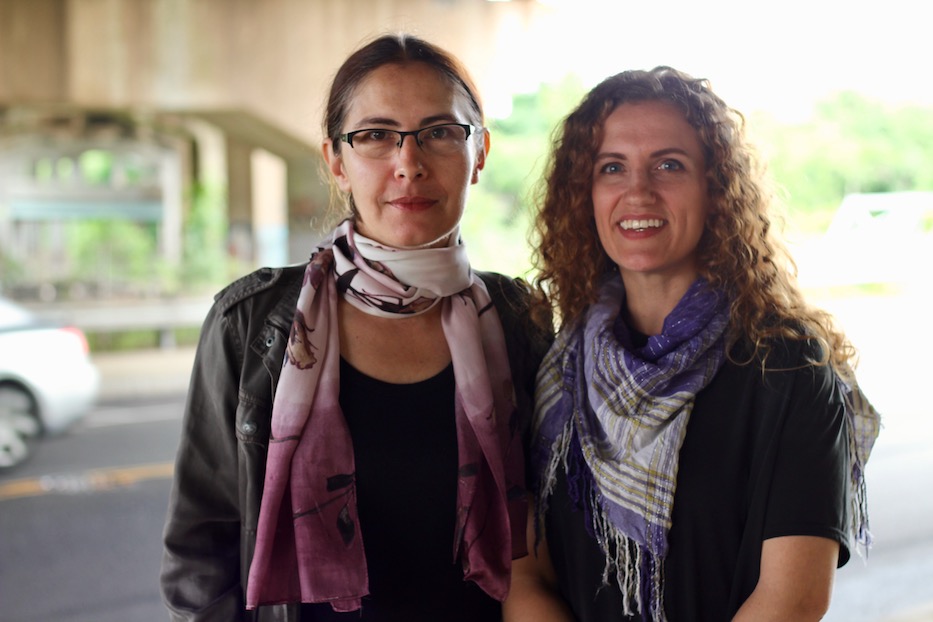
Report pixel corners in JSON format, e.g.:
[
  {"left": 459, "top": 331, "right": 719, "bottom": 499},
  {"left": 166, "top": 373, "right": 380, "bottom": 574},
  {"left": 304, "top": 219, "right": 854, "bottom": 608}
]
[{"left": 0, "top": 0, "right": 540, "bottom": 299}]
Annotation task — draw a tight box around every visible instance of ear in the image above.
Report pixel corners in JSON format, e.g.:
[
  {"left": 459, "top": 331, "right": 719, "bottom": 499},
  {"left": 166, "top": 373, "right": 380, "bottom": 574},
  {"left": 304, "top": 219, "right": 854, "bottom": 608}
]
[
  {"left": 471, "top": 128, "right": 490, "bottom": 185},
  {"left": 323, "top": 138, "right": 352, "bottom": 193}
]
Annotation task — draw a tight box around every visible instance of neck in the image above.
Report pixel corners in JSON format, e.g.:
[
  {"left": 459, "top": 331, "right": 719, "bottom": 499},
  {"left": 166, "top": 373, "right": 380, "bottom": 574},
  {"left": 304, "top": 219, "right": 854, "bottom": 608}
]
[{"left": 620, "top": 272, "right": 698, "bottom": 336}]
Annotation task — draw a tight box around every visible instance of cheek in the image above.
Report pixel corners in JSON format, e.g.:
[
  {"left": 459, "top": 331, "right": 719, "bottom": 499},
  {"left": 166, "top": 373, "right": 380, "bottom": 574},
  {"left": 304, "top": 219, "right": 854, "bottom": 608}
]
[
  {"left": 337, "top": 158, "right": 383, "bottom": 196},
  {"left": 456, "top": 156, "right": 478, "bottom": 187},
  {"left": 593, "top": 205, "right": 615, "bottom": 247},
  {"left": 591, "top": 187, "right": 616, "bottom": 220}
]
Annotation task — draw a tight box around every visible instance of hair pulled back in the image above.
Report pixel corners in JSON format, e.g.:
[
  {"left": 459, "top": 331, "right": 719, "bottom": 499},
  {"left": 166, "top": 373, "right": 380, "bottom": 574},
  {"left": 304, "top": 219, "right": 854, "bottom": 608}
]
[{"left": 323, "top": 33, "right": 484, "bottom": 152}]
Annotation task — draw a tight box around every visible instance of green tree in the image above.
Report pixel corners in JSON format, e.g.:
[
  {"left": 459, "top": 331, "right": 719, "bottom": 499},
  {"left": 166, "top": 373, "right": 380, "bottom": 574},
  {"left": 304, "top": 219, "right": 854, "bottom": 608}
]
[
  {"left": 181, "top": 182, "right": 232, "bottom": 291},
  {"left": 462, "top": 75, "right": 588, "bottom": 277},
  {"left": 759, "top": 92, "right": 933, "bottom": 233}
]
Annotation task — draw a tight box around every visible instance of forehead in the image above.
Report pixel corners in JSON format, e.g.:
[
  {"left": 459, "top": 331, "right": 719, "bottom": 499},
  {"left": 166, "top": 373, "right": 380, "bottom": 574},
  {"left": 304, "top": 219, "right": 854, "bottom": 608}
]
[
  {"left": 600, "top": 100, "right": 702, "bottom": 150},
  {"left": 344, "top": 62, "right": 472, "bottom": 128}
]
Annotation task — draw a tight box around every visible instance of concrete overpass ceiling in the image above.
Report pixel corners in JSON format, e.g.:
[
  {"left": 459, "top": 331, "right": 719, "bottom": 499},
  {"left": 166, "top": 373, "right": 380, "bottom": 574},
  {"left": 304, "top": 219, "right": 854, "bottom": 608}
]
[
  {"left": 187, "top": 109, "right": 317, "bottom": 162},
  {"left": 2, "top": 0, "right": 546, "bottom": 146}
]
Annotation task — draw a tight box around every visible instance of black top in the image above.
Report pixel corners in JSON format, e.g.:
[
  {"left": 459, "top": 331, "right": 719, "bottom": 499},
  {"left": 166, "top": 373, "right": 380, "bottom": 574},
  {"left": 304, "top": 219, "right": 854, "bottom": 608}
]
[
  {"left": 544, "top": 339, "right": 851, "bottom": 621},
  {"left": 302, "top": 359, "right": 499, "bottom": 621}
]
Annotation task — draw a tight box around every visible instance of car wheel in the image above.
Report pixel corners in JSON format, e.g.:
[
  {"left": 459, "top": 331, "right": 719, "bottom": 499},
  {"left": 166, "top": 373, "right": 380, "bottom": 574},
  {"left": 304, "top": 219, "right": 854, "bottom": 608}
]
[{"left": 0, "top": 384, "right": 42, "bottom": 469}]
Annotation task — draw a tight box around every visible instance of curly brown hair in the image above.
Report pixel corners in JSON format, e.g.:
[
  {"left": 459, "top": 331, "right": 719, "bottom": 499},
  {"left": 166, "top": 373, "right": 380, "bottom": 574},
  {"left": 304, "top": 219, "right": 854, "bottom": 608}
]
[{"left": 532, "top": 66, "right": 855, "bottom": 372}]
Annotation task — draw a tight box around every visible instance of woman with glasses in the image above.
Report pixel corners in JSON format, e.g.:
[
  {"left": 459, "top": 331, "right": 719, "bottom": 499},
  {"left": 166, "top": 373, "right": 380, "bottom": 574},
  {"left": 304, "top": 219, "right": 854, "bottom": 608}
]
[
  {"left": 503, "top": 67, "right": 880, "bottom": 621},
  {"left": 161, "top": 34, "right": 551, "bottom": 621}
]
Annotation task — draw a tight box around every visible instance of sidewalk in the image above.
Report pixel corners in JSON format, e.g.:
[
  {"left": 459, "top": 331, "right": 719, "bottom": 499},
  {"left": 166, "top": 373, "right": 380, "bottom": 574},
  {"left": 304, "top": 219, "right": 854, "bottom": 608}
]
[{"left": 91, "top": 346, "right": 197, "bottom": 402}]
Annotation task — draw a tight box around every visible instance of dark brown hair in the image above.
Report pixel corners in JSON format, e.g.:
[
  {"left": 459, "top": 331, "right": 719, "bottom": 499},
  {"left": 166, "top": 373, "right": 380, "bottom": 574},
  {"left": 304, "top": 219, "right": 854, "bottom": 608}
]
[{"left": 323, "top": 33, "right": 484, "bottom": 154}]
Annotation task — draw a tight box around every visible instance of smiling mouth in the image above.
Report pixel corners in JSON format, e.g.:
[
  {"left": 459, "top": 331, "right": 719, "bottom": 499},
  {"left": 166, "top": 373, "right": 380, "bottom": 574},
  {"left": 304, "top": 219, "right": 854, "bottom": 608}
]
[{"left": 618, "top": 218, "right": 665, "bottom": 232}]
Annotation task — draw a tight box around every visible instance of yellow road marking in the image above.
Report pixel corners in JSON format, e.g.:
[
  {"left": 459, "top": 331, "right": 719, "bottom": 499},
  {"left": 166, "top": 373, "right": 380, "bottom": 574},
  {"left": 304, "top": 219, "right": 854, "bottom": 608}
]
[{"left": 0, "top": 462, "right": 175, "bottom": 501}]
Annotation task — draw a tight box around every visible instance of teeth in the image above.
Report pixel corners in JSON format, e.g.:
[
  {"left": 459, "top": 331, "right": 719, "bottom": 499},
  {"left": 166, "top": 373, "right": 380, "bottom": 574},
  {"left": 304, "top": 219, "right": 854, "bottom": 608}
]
[{"left": 619, "top": 219, "right": 664, "bottom": 231}]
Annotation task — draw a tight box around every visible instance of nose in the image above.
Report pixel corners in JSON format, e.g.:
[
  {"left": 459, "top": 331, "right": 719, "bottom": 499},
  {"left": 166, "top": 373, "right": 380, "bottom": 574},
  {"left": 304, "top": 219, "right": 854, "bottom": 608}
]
[
  {"left": 624, "top": 169, "right": 655, "bottom": 206},
  {"left": 394, "top": 134, "right": 425, "bottom": 179}
]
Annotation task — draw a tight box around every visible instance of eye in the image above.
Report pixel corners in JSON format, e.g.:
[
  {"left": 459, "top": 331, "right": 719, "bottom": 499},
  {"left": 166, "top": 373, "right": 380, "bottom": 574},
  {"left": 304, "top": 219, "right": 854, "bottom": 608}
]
[
  {"left": 658, "top": 159, "right": 684, "bottom": 171},
  {"left": 598, "top": 162, "right": 623, "bottom": 175},
  {"left": 427, "top": 126, "right": 451, "bottom": 140},
  {"left": 364, "top": 130, "right": 394, "bottom": 142},
  {"left": 422, "top": 124, "right": 463, "bottom": 142},
  {"left": 351, "top": 129, "right": 395, "bottom": 146}
]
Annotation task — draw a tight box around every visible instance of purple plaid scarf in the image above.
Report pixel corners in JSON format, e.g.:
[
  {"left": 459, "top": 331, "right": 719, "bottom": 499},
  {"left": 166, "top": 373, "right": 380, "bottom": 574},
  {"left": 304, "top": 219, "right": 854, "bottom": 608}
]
[
  {"left": 533, "top": 275, "right": 729, "bottom": 620},
  {"left": 246, "top": 220, "right": 526, "bottom": 612}
]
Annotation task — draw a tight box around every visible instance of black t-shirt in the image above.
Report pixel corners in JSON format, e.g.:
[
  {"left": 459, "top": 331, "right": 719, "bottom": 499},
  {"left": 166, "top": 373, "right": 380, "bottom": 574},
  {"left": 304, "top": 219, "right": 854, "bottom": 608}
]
[
  {"left": 544, "top": 339, "right": 851, "bottom": 621},
  {"left": 302, "top": 359, "right": 499, "bottom": 622}
]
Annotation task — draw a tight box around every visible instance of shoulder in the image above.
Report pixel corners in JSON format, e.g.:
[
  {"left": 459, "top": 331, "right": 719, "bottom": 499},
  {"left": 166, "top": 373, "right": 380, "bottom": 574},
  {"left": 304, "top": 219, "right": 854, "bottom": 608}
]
[
  {"left": 723, "top": 334, "right": 843, "bottom": 417},
  {"left": 475, "top": 271, "right": 554, "bottom": 390},
  {"left": 729, "top": 332, "right": 830, "bottom": 376},
  {"left": 476, "top": 270, "right": 535, "bottom": 311},
  {"left": 212, "top": 263, "right": 308, "bottom": 315},
  {"left": 476, "top": 270, "right": 552, "bottom": 336}
]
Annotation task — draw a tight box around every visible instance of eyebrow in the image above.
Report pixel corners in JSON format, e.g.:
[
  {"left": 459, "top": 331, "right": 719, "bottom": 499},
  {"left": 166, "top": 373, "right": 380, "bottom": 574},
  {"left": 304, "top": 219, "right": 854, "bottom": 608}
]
[
  {"left": 351, "top": 114, "right": 460, "bottom": 130},
  {"left": 594, "top": 147, "right": 693, "bottom": 161}
]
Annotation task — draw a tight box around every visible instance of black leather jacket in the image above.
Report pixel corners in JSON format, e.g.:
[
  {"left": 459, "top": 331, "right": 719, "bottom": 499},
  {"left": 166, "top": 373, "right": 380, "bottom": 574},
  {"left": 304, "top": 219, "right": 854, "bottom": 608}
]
[{"left": 160, "top": 264, "right": 552, "bottom": 621}]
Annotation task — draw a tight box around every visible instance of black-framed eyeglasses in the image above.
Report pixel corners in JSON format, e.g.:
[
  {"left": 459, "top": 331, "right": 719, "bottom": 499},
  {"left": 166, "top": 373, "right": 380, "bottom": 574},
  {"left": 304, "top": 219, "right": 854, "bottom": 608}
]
[{"left": 339, "top": 123, "right": 477, "bottom": 159}]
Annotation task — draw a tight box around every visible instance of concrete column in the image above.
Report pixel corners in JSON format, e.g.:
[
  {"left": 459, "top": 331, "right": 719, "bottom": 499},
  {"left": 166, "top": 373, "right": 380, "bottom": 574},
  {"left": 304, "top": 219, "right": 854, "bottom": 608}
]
[
  {"left": 250, "top": 148, "right": 287, "bottom": 268},
  {"left": 159, "top": 145, "right": 182, "bottom": 265},
  {"left": 186, "top": 117, "right": 227, "bottom": 219},
  {"left": 225, "top": 137, "right": 253, "bottom": 264}
]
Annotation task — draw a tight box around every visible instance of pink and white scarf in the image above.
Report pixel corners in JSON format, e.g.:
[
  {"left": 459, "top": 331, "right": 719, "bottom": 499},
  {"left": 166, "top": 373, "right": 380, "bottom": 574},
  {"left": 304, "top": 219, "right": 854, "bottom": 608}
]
[{"left": 246, "top": 219, "right": 526, "bottom": 612}]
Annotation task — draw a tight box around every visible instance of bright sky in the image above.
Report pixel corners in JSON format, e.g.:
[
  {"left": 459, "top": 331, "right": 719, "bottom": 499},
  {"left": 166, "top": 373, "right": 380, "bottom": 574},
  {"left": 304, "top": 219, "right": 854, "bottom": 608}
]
[{"left": 484, "top": 0, "right": 931, "bottom": 121}]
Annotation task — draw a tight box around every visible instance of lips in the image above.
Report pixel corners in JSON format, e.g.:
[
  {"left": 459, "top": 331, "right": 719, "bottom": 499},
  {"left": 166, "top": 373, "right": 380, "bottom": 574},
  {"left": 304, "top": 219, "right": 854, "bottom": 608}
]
[{"left": 388, "top": 196, "right": 436, "bottom": 211}]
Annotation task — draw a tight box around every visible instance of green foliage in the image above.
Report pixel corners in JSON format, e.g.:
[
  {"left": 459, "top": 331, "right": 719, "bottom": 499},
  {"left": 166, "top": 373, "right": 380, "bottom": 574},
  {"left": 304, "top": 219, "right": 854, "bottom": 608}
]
[
  {"left": 78, "top": 150, "right": 114, "bottom": 185},
  {"left": 460, "top": 185, "right": 536, "bottom": 278},
  {"left": 756, "top": 91, "right": 933, "bottom": 233},
  {"left": 485, "top": 75, "right": 589, "bottom": 212},
  {"left": 67, "top": 220, "right": 160, "bottom": 287},
  {"left": 180, "top": 182, "right": 232, "bottom": 290},
  {"left": 86, "top": 326, "right": 201, "bottom": 352},
  {"left": 464, "top": 76, "right": 588, "bottom": 277}
]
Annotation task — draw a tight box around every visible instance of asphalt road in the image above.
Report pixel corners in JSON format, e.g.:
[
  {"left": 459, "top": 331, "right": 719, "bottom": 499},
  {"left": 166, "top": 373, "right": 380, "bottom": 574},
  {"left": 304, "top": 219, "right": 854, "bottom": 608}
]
[{"left": 0, "top": 397, "right": 183, "bottom": 622}]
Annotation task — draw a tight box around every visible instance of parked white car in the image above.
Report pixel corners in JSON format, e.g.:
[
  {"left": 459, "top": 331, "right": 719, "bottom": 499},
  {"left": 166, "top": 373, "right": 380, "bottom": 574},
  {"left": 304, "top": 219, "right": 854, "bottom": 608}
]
[
  {"left": 792, "top": 191, "right": 933, "bottom": 288},
  {"left": 0, "top": 297, "right": 100, "bottom": 468}
]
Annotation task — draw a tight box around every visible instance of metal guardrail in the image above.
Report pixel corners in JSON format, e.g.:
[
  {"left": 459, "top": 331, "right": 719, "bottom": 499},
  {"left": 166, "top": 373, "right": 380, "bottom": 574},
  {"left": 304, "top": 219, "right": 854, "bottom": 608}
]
[{"left": 22, "top": 297, "right": 213, "bottom": 348}]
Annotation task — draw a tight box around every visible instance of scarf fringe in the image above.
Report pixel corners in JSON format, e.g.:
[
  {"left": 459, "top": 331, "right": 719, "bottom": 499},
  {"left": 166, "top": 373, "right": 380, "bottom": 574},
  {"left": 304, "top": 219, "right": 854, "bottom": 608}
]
[
  {"left": 840, "top": 374, "right": 881, "bottom": 560},
  {"left": 535, "top": 419, "right": 572, "bottom": 538},
  {"left": 591, "top": 500, "right": 642, "bottom": 617},
  {"left": 537, "top": 418, "right": 667, "bottom": 621},
  {"left": 850, "top": 461, "right": 872, "bottom": 557}
]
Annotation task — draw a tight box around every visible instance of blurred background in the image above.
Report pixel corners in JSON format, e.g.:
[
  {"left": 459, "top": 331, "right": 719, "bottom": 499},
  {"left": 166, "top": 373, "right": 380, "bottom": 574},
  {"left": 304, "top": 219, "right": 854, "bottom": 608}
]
[{"left": 0, "top": 0, "right": 931, "bottom": 620}]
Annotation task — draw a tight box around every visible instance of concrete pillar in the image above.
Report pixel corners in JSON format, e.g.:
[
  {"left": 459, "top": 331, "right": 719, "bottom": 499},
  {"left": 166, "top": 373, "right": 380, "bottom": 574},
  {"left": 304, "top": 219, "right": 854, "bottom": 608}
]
[
  {"left": 226, "top": 137, "right": 253, "bottom": 264},
  {"left": 251, "top": 148, "right": 287, "bottom": 268},
  {"left": 159, "top": 145, "right": 183, "bottom": 265},
  {"left": 186, "top": 117, "right": 227, "bottom": 214}
]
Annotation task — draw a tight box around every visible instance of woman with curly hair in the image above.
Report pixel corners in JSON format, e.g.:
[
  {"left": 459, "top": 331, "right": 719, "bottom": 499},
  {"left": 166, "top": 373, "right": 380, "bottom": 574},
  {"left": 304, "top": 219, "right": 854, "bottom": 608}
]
[{"left": 504, "top": 67, "right": 880, "bottom": 621}]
